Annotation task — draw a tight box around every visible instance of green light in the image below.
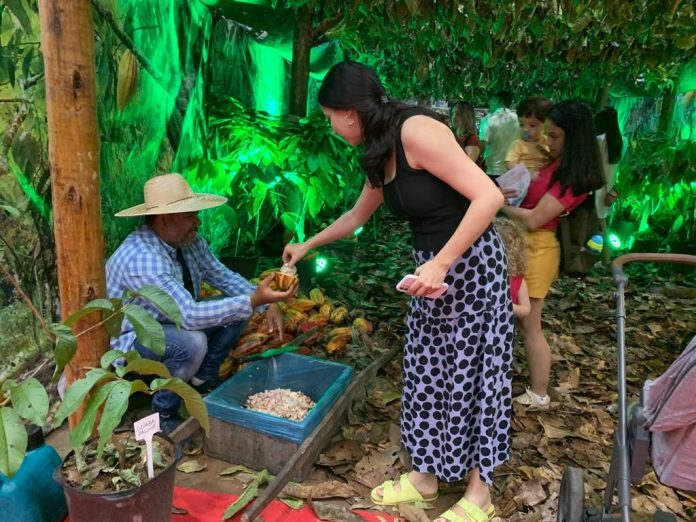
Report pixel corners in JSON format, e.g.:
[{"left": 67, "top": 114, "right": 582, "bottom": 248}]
[
  {"left": 354, "top": 226, "right": 364, "bottom": 236},
  {"left": 609, "top": 233, "right": 622, "bottom": 249},
  {"left": 315, "top": 256, "right": 328, "bottom": 273}
]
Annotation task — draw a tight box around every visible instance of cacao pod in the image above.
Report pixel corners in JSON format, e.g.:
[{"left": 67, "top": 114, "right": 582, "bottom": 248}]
[
  {"left": 326, "top": 335, "right": 349, "bottom": 354},
  {"left": 319, "top": 303, "right": 334, "bottom": 317},
  {"left": 257, "top": 269, "right": 277, "bottom": 281},
  {"left": 353, "top": 317, "right": 373, "bottom": 334},
  {"left": 306, "top": 313, "right": 329, "bottom": 327},
  {"left": 218, "top": 357, "right": 237, "bottom": 379},
  {"left": 288, "top": 299, "right": 317, "bottom": 312},
  {"left": 326, "top": 327, "right": 353, "bottom": 339},
  {"left": 330, "top": 306, "right": 349, "bottom": 324},
  {"left": 274, "top": 271, "right": 299, "bottom": 291},
  {"left": 309, "top": 288, "right": 325, "bottom": 306}
]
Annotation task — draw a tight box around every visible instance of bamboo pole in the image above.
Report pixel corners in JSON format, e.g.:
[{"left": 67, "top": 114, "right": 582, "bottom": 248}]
[{"left": 38, "top": 0, "right": 108, "bottom": 427}]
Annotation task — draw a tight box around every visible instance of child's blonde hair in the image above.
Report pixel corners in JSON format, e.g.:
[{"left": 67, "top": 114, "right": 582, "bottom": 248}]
[{"left": 494, "top": 218, "right": 527, "bottom": 276}]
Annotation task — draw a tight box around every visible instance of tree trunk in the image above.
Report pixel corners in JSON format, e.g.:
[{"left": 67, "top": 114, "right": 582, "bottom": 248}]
[
  {"left": 289, "top": 4, "right": 312, "bottom": 117},
  {"left": 658, "top": 85, "right": 676, "bottom": 136},
  {"left": 38, "top": 0, "right": 108, "bottom": 427}
]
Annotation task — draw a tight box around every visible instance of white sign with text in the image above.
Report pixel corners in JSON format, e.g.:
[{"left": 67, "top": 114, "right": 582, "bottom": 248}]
[{"left": 134, "top": 412, "right": 160, "bottom": 479}]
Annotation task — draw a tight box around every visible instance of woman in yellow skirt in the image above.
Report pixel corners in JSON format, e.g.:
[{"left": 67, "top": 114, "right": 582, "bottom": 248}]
[{"left": 502, "top": 101, "right": 604, "bottom": 409}]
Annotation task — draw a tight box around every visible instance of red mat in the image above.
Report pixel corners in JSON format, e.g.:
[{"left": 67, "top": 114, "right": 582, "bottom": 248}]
[{"left": 172, "top": 486, "right": 395, "bottom": 522}]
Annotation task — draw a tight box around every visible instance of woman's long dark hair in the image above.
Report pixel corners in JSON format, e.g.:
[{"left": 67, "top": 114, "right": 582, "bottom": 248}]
[
  {"left": 594, "top": 106, "right": 623, "bottom": 164},
  {"left": 450, "top": 101, "right": 476, "bottom": 137},
  {"left": 548, "top": 101, "right": 605, "bottom": 196},
  {"left": 318, "top": 61, "right": 429, "bottom": 187}
]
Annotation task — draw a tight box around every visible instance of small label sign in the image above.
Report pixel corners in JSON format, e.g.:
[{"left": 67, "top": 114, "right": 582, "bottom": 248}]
[{"left": 134, "top": 412, "right": 160, "bottom": 479}]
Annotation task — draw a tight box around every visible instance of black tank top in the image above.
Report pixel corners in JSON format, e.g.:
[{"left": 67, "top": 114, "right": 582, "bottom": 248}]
[{"left": 382, "top": 108, "right": 473, "bottom": 252}]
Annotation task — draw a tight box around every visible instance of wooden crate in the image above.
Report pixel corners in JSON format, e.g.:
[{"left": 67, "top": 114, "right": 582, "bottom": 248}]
[
  {"left": 202, "top": 353, "right": 354, "bottom": 481},
  {"left": 203, "top": 397, "right": 349, "bottom": 481}
]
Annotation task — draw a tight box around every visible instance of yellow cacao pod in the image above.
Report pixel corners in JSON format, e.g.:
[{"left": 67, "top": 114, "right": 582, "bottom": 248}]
[
  {"left": 306, "top": 313, "right": 329, "bottom": 327},
  {"left": 330, "top": 306, "right": 348, "bottom": 324},
  {"left": 326, "top": 327, "right": 353, "bottom": 339},
  {"left": 288, "top": 298, "right": 317, "bottom": 312},
  {"left": 218, "top": 357, "right": 237, "bottom": 379},
  {"left": 326, "top": 335, "right": 349, "bottom": 354},
  {"left": 309, "top": 288, "right": 325, "bottom": 306},
  {"left": 257, "top": 268, "right": 277, "bottom": 281},
  {"left": 319, "top": 303, "right": 334, "bottom": 318},
  {"left": 352, "top": 317, "right": 373, "bottom": 335},
  {"left": 116, "top": 50, "right": 138, "bottom": 110}
]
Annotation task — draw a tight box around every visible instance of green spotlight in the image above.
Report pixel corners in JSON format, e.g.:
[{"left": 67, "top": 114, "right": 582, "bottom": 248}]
[
  {"left": 608, "top": 233, "right": 622, "bottom": 249},
  {"left": 315, "top": 256, "right": 329, "bottom": 273},
  {"left": 354, "top": 226, "right": 364, "bottom": 236}
]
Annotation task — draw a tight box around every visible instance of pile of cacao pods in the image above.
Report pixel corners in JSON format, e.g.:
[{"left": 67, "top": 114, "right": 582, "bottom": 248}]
[{"left": 214, "top": 269, "right": 373, "bottom": 380}]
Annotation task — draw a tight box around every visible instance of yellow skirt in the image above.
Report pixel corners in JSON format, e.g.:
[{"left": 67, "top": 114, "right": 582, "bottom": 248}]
[{"left": 525, "top": 229, "right": 560, "bottom": 299}]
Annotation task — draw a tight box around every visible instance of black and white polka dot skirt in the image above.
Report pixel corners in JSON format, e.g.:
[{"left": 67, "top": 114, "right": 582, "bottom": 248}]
[{"left": 401, "top": 227, "right": 514, "bottom": 484}]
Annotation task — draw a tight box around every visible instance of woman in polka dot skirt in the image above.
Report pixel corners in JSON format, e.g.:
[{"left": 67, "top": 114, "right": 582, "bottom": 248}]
[{"left": 283, "top": 61, "right": 513, "bottom": 522}]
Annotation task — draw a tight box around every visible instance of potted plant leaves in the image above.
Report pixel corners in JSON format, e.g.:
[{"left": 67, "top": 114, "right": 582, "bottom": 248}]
[{"left": 0, "top": 285, "right": 209, "bottom": 521}]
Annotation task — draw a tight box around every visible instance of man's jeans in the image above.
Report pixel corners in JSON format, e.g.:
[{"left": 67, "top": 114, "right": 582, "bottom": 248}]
[{"left": 133, "top": 321, "right": 247, "bottom": 417}]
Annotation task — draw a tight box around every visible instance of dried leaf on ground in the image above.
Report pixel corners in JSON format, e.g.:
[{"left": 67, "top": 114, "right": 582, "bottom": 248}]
[
  {"left": 353, "top": 445, "right": 401, "bottom": 488},
  {"left": 309, "top": 500, "right": 364, "bottom": 522},
  {"left": 319, "top": 439, "right": 365, "bottom": 467},
  {"left": 397, "top": 502, "right": 430, "bottom": 522},
  {"left": 176, "top": 460, "right": 206, "bottom": 473},
  {"left": 281, "top": 480, "right": 356, "bottom": 499}
]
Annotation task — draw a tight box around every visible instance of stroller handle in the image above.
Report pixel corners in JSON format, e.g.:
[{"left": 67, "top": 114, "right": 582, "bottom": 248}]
[{"left": 612, "top": 253, "right": 696, "bottom": 284}]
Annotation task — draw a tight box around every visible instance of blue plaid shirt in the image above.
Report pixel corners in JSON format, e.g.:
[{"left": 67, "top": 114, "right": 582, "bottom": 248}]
[{"left": 106, "top": 225, "right": 258, "bottom": 353}]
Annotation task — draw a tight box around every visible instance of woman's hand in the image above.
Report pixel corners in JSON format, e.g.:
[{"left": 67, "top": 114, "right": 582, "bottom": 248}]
[
  {"left": 282, "top": 242, "right": 309, "bottom": 267},
  {"left": 250, "top": 275, "right": 298, "bottom": 309},
  {"left": 265, "top": 303, "right": 285, "bottom": 341},
  {"left": 408, "top": 259, "right": 449, "bottom": 297}
]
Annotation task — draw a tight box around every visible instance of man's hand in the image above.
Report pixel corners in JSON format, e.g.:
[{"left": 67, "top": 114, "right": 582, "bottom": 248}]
[
  {"left": 250, "top": 275, "right": 298, "bottom": 309},
  {"left": 265, "top": 303, "right": 285, "bottom": 341}
]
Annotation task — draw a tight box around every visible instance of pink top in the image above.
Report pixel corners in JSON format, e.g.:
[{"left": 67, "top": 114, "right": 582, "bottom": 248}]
[
  {"left": 510, "top": 275, "right": 523, "bottom": 305},
  {"left": 520, "top": 161, "right": 588, "bottom": 231}
]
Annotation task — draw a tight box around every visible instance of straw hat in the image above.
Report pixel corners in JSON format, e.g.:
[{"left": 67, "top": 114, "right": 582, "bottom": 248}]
[{"left": 115, "top": 173, "right": 227, "bottom": 217}]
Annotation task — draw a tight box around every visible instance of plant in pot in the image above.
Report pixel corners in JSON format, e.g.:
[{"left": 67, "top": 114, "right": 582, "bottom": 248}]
[{"left": 0, "top": 285, "right": 209, "bottom": 521}]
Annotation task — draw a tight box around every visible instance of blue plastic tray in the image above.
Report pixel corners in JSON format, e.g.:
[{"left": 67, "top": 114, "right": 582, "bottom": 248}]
[{"left": 204, "top": 353, "right": 354, "bottom": 443}]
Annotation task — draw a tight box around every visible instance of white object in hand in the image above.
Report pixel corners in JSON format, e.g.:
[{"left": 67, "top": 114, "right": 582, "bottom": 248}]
[
  {"left": 396, "top": 274, "right": 449, "bottom": 299},
  {"left": 496, "top": 163, "right": 532, "bottom": 207}
]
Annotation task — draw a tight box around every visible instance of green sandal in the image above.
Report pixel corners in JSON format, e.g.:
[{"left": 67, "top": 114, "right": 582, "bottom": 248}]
[
  {"left": 437, "top": 498, "right": 495, "bottom": 522},
  {"left": 370, "top": 473, "right": 438, "bottom": 506}
]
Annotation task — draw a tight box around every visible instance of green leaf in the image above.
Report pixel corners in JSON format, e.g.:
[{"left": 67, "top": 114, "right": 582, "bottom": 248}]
[
  {"left": 222, "top": 469, "right": 270, "bottom": 519},
  {"left": 50, "top": 323, "right": 77, "bottom": 382},
  {"left": 2, "top": 378, "right": 49, "bottom": 427},
  {"left": 63, "top": 299, "right": 115, "bottom": 327},
  {"left": 0, "top": 407, "right": 28, "bottom": 477},
  {"left": 68, "top": 380, "right": 118, "bottom": 449},
  {"left": 280, "top": 498, "right": 304, "bottom": 510},
  {"left": 5, "top": 0, "right": 32, "bottom": 34},
  {"left": 102, "top": 309, "right": 125, "bottom": 338},
  {"left": 0, "top": 204, "right": 20, "bottom": 217},
  {"left": 95, "top": 380, "right": 141, "bottom": 457},
  {"left": 122, "top": 304, "right": 166, "bottom": 356},
  {"left": 132, "top": 285, "right": 183, "bottom": 326},
  {"left": 150, "top": 378, "right": 209, "bottom": 435},
  {"left": 101, "top": 349, "right": 130, "bottom": 369},
  {"left": 54, "top": 368, "right": 115, "bottom": 427},
  {"left": 116, "top": 358, "right": 171, "bottom": 379}
]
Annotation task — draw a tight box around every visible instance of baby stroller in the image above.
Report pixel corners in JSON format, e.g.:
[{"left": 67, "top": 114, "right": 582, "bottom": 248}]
[{"left": 557, "top": 253, "right": 696, "bottom": 522}]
